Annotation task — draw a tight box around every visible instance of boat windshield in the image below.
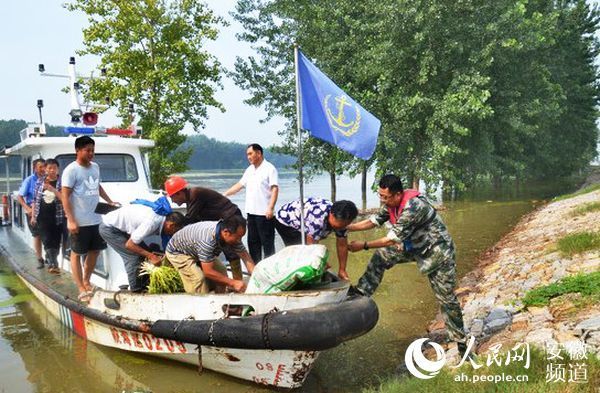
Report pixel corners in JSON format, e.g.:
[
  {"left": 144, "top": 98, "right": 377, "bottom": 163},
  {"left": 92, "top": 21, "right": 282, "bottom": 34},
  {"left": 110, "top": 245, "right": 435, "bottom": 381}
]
[{"left": 55, "top": 154, "right": 138, "bottom": 182}]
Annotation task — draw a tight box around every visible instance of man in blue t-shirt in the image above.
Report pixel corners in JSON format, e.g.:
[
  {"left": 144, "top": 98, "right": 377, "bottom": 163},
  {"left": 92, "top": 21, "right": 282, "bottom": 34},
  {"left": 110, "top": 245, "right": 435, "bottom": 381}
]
[{"left": 17, "top": 158, "right": 46, "bottom": 267}]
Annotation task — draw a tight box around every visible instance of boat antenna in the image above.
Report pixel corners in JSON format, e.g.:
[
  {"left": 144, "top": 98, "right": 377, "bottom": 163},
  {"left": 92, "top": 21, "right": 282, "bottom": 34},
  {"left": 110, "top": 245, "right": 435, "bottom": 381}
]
[
  {"left": 39, "top": 57, "right": 109, "bottom": 126},
  {"left": 37, "top": 99, "right": 44, "bottom": 125}
]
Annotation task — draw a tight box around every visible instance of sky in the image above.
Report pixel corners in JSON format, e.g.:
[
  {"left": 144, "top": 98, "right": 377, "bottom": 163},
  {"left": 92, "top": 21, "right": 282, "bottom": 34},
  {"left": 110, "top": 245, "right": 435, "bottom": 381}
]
[{"left": 0, "top": 0, "right": 286, "bottom": 147}]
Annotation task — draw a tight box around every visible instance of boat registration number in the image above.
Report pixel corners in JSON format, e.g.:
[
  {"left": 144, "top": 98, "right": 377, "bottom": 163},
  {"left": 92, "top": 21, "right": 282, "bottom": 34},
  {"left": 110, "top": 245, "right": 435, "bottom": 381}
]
[{"left": 109, "top": 327, "right": 188, "bottom": 354}]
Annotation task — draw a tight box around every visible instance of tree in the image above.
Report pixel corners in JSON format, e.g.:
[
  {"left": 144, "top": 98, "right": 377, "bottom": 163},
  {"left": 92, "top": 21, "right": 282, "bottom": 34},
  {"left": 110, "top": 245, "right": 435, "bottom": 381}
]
[
  {"left": 443, "top": 0, "right": 562, "bottom": 188},
  {"left": 66, "top": 0, "right": 224, "bottom": 187},
  {"left": 523, "top": 0, "right": 600, "bottom": 179},
  {"left": 462, "top": 0, "right": 599, "bottom": 185},
  {"left": 233, "top": 0, "right": 599, "bottom": 200},
  {"left": 368, "top": 0, "right": 598, "bottom": 191},
  {"left": 232, "top": 0, "right": 380, "bottom": 201},
  {"left": 367, "top": 0, "right": 504, "bottom": 191}
]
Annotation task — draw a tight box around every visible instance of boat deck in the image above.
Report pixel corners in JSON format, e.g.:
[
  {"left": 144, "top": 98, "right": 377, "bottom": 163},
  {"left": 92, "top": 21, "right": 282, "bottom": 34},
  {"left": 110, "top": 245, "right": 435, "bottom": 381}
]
[
  {"left": 0, "top": 226, "right": 82, "bottom": 303},
  {"left": 0, "top": 226, "right": 350, "bottom": 309}
]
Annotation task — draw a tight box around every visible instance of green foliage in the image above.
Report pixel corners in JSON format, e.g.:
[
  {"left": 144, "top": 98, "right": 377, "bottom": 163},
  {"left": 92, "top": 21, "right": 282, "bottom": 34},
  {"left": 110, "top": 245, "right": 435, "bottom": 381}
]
[
  {"left": 0, "top": 119, "right": 27, "bottom": 148},
  {"left": 0, "top": 119, "right": 28, "bottom": 174},
  {"left": 233, "top": 0, "right": 600, "bottom": 194},
  {"left": 232, "top": 0, "right": 379, "bottom": 199},
  {"left": 65, "top": 0, "right": 225, "bottom": 187},
  {"left": 140, "top": 261, "right": 184, "bottom": 294},
  {"left": 522, "top": 271, "right": 600, "bottom": 307},
  {"left": 571, "top": 202, "right": 600, "bottom": 217},
  {"left": 554, "top": 184, "right": 600, "bottom": 201},
  {"left": 183, "top": 134, "right": 294, "bottom": 170},
  {"left": 556, "top": 231, "right": 600, "bottom": 256}
]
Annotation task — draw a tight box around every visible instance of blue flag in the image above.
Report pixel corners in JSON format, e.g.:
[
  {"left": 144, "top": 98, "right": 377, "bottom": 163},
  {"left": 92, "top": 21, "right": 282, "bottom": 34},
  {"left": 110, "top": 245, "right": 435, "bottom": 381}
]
[{"left": 297, "top": 50, "right": 381, "bottom": 160}]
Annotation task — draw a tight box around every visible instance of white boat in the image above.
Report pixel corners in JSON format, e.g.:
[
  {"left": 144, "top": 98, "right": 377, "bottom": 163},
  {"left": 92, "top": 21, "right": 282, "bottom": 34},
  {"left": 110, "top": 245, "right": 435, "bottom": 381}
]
[{"left": 0, "top": 58, "right": 378, "bottom": 388}]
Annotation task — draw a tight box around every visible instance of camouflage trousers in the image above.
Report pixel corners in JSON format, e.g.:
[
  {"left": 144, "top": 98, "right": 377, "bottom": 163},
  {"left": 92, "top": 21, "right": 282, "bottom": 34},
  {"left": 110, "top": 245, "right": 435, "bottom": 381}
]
[{"left": 356, "top": 245, "right": 466, "bottom": 344}]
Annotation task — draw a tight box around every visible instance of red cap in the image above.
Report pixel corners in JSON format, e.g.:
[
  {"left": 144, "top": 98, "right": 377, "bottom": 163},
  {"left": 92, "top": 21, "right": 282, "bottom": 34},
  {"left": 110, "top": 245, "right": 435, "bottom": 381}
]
[{"left": 164, "top": 176, "right": 188, "bottom": 196}]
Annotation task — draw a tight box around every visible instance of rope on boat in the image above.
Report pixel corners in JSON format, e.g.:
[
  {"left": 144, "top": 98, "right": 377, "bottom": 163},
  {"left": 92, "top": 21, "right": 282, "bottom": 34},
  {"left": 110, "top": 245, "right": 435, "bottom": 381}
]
[{"left": 261, "top": 307, "right": 279, "bottom": 349}]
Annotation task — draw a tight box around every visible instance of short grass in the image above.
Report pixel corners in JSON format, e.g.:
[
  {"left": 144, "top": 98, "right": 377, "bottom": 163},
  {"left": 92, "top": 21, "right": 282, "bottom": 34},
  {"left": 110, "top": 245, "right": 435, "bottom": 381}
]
[
  {"left": 553, "top": 183, "right": 600, "bottom": 202},
  {"left": 522, "top": 271, "right": 600, "bottom": 307},
  {"left": 364, "top": 348, "right": 600, "bottom": 393},
  {"left": 556, "top": 232, "right": 600, "bottom": 257},
  {"left": 571, "top": 202, "right": 600, "bottom": 217}
]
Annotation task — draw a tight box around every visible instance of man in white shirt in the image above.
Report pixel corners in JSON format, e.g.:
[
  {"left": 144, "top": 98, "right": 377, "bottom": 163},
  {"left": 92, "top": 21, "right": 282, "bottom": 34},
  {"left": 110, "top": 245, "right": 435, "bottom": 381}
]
[
  {"left": 224, "top": 144, "right": 279, "bottom": 263},
  {"left": 99, "top": 204, "right": 185, "bottom": 292}
]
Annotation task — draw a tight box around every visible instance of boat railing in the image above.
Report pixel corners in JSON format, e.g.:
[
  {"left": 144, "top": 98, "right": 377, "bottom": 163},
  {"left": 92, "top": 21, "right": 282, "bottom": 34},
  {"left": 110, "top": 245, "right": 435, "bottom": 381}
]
[{"left": 0, "top": 150, "right": 14, "bottom": 226}]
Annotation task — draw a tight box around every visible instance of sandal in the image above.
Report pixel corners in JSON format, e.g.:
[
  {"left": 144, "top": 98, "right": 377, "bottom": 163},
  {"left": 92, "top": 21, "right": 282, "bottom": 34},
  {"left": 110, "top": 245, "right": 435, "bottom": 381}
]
[
  {"left": 84, "top": 283, "right": 99, "bottom": 292},
  {"left": 77, "top": 291, "right": 93, "bottom": 303}
]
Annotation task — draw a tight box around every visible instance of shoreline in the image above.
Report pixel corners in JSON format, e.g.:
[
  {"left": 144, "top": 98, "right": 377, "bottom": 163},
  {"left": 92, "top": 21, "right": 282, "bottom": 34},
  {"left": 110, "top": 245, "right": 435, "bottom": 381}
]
[{"left": 427, "top": 169, "right": 600, "bottom": 359}]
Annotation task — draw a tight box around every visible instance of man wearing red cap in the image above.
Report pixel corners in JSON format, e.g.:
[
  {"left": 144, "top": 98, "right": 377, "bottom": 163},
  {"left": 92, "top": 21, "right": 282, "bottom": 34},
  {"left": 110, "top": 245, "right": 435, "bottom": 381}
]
[{"left": 164, "top": 176, "right": 251, "bottom": 279}]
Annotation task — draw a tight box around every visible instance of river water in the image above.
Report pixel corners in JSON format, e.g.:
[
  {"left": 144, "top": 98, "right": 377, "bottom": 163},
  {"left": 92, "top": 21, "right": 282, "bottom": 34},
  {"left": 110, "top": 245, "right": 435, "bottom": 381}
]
[
  {"left": 0, "top": 172, "right": 576, "bottom": 392},
  {"left": 180, "top": 169, "right": 383, "bottom": 212}
]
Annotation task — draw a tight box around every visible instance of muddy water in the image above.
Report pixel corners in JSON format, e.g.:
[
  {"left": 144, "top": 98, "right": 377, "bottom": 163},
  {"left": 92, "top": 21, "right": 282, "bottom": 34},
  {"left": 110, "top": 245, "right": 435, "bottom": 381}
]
[
  {"left": 0, "top": 183, "right": 572, "bottom": 392},
  {"left": 311, "top": 199, "right": 542, "bottom": 391}
]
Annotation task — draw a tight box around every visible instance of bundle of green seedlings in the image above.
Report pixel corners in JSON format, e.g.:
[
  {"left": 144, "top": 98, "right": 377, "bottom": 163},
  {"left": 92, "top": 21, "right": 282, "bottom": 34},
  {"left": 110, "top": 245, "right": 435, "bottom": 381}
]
[{"left": 139, "top": 259, "right": 184, "bottom": 294}]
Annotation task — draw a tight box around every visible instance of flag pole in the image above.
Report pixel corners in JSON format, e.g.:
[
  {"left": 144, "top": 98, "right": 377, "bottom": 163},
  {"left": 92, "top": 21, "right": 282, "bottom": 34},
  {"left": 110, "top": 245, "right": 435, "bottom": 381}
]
[{"left": 294, "top": 44, "right": 306, "bottom": 245}]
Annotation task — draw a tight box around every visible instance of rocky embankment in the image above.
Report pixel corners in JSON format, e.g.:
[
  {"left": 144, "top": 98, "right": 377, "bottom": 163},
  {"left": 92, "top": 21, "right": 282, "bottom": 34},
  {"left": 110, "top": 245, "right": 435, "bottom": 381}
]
[{"left": 429, "top": 178, "right": 600, "bottom": 358}]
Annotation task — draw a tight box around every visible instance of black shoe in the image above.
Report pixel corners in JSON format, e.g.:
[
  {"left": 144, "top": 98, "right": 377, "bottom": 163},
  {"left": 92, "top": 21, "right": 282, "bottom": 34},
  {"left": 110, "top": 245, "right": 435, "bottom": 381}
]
[
  {"left": 347, "top": 285, "right": 366, "bottom": 297},
  {"left": 37, "top": 258, "right": 45, "bottom": 269}
]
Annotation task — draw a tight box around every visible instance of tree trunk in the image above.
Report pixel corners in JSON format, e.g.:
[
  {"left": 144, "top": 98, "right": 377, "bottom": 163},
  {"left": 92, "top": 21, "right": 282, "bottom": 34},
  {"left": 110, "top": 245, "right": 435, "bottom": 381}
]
[
  {"left": 361, "top": 163, "right": 367, "bottom": 213},
  {"left": 493, "top": 174, "right": 502, "bottom": 191},
  {"left": 411, "top": 156, "right": 420, "bottom": 190},
  {"left": 412, "top": 175, "right": 420, "bottom": 190},
  {"left": 329, "top": 170, "right": 337, "bottom": 202}
]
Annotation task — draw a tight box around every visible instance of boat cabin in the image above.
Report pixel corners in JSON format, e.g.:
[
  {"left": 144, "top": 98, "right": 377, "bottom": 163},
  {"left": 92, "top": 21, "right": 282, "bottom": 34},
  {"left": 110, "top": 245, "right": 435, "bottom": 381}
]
[{"left": 3, "top": 124, "right": 163, "bottom": 290}]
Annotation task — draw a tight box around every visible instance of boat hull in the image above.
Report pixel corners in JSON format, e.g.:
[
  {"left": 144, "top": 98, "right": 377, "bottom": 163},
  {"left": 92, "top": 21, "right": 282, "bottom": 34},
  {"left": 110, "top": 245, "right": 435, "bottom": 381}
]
[
  {"left": 1, "top": 227, "right": 378, "bottom": 388},
  {"left": 17, "top": 276, "right": 321, "bottom": 387}
]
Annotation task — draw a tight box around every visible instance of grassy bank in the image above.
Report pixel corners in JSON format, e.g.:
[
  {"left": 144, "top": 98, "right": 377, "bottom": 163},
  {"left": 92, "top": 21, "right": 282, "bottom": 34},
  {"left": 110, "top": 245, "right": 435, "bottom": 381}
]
[
  {"left": 522, "top": 271, "right": 600, "bottom": 307},
  {"left": 553, "top": 183, "right": 600, "bottom": 202},
  {"left": 571, "top": 202, "right": 600, "bottom": 217},
  {"left": 556, "top": 232, "right": 600, "bottom": 257}
]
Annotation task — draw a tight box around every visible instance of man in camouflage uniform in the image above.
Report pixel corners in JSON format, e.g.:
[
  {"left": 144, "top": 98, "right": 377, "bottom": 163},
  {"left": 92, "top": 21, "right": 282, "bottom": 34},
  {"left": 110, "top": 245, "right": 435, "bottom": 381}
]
[{"left": 347, "top": 174, "right": 467, "bottom": 354}]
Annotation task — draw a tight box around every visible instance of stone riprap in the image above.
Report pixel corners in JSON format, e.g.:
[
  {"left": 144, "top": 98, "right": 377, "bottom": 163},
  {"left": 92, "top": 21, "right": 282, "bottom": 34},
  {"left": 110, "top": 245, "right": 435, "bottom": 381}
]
[{"left": 429, "top": 189, "right": 600, "bottom": 359}]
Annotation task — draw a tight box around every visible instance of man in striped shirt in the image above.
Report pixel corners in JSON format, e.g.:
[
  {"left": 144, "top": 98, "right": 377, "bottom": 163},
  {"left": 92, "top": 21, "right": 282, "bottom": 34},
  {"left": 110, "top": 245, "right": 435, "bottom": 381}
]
[{"left": 165, "top": 215, "right": 255, "bottom": 294}]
